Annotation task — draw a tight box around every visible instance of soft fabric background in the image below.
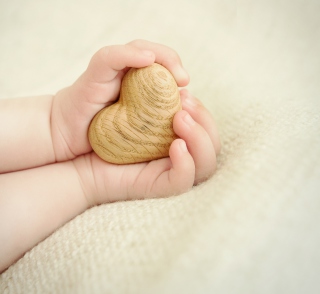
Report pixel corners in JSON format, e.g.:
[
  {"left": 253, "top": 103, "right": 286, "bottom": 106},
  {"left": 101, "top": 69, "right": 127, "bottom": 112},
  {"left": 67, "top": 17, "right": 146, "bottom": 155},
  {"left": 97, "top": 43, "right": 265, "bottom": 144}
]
[{"left": 1, "top": 0, "right": 320, "bottom": 293}]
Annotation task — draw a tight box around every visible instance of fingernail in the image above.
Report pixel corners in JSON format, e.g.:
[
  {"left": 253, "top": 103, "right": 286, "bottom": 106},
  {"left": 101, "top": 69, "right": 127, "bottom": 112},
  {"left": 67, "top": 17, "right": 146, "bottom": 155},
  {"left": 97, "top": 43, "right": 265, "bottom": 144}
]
[
  {"left": 183, "top": 112, "right": 196, "bottom": 126},
  {"left": 182, "top": 92, "right": 197, "bottom": 108},
  {"left": 175, "top": 66, "right": 189, "bottom": 83},
  {"left": 142, "top": 50, "right": 154, "bottom": 57},
  {"left": 179, "top": 140, "right": 188, "bottom": 152}
]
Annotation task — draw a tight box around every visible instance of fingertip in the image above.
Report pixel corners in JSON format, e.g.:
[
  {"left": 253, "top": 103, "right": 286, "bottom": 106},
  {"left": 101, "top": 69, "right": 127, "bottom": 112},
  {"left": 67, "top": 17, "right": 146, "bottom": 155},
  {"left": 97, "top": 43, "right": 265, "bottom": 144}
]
[
  {"left": 169, "top": 139, "right": 193, "bottom": 169},
  {"left": 86, "top": 45, "right": 157, "bottom": 83},
  {"left": 179, "top": 139, "right": 188, "bottom": 153},
  {"left": 168, "top": 139, "right": 195, "bottom": 193},
  {"left": 180, "top": 89, "right": 201, "bottom": 110},
  {"left": 172, "top": 66, "right": 190, "bottom": 87},
  {"left": 179, "top": 91, "right": 221, "bottom": 155},
  {"left": 173, "top": 110, "right": 218, "bottom": 185},
  {"left": 179, "top": 88, "right": 189, "bottom": 97},
  {"left": 173, "top": 109, "right": 190, "bottom": 133},
  {"left": 127, "top": 39, "right": 189, "bottom": 86}
]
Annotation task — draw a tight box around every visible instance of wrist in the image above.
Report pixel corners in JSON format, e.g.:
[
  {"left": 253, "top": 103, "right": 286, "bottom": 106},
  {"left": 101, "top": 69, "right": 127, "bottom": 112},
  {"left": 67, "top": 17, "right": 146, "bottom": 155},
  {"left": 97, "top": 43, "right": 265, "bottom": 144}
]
[{"left": 72, "top": 154, "right": 99, "bottom": 208}]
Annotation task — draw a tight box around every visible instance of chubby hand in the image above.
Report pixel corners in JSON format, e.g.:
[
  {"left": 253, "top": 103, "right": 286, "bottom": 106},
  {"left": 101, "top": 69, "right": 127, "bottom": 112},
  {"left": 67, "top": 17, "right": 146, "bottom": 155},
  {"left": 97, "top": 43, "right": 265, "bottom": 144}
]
[
  {"left": 52, "top": 39, "right": 220, "bottom": 204},
  {"left": 51, "top": 39, "right": 190, "bottom": 160},
  {"left": 73, "top": 88, "right": 220, "bottom": 205}
]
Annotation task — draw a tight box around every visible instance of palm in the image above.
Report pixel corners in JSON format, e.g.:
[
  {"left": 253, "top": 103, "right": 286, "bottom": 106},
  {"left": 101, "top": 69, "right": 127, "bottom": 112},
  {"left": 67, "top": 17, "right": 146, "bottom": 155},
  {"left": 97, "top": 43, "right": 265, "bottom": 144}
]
[
  {"left": 52, "top": 40, "right": 192, "bottom": 161},
  {"left": 52, "top": 72, "right": 124, "bottom": 159},
  {"left": 90, "top": 152, "right": 177, "bottom": 203}
]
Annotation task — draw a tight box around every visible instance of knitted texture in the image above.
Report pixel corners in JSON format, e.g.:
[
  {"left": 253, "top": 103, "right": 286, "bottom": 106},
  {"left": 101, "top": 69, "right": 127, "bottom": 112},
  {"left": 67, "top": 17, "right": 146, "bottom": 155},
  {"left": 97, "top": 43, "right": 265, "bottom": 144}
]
[{"left": 1, "top": 0, "right": 320, "bottom": 293}]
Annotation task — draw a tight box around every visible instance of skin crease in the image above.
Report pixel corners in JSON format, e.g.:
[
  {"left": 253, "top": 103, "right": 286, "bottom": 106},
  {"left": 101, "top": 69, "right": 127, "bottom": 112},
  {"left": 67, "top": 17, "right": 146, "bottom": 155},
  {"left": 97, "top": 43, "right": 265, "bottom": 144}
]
[{"left": 0, "top": 40, "right": 220, "bottom": 273}]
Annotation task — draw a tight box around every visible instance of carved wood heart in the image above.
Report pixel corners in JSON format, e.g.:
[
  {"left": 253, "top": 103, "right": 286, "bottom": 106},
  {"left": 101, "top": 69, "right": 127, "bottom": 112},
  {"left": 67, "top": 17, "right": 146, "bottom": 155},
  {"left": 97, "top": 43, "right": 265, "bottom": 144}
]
[{"left": 88, "top": 63, "right": 181, "bottom": 164}]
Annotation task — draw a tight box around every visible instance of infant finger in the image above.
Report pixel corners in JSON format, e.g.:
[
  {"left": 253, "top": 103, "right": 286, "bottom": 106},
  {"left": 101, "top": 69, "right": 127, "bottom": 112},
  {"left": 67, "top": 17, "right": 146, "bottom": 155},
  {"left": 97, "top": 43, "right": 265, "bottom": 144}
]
[
  {"left": 173, "top": 110, "right": 217, "bottom": 185},
  {"left": 128, "top": 39, "right": 189, "bottom": 87},
  {"left": 150, "top": 139, "right": 195, "bottom": 197},
  {"left": 180, "top": 89, "right": 221, "bottom": 154},
  {"left": 85, "top": 44, "right": 155, "bottom": 83}
]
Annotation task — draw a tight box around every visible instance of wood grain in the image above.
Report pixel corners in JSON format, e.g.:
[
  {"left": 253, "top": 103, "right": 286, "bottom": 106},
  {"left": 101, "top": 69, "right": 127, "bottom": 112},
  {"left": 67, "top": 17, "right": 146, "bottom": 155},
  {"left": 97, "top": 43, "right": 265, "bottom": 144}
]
[{"left": 88, "top": 63, "right": 181, "bottom": 164}]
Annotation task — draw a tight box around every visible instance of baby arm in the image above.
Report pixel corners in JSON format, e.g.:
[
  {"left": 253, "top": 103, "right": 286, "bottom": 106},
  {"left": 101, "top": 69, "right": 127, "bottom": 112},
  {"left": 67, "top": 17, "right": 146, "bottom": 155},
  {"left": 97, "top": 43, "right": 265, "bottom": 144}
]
[
  {"left": 0, "top": 40, "right": 220, "bottom": 273},
  {"left": 0, "top": 95, "right": 55, "bottom": 173},
  {"left": 0, "top": 159, "right": 90, "bottom": 273},
  {"left": 0, "top": 89, "right": 219, "bottom": 273}
]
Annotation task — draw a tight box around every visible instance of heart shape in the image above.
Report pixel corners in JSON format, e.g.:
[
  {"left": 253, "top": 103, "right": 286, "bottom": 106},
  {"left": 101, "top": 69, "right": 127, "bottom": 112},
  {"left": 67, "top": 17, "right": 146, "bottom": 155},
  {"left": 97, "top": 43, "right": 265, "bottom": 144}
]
[{"left": 88, "top": 63, "right": 181, "bottom": 164}]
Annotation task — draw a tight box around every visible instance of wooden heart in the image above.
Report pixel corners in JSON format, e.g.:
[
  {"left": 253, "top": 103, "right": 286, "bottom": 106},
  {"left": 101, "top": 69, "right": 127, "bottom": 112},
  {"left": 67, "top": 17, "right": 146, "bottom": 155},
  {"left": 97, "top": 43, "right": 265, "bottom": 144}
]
[{"left": 88, "top": 63, "right": 181, "bottom": 164}]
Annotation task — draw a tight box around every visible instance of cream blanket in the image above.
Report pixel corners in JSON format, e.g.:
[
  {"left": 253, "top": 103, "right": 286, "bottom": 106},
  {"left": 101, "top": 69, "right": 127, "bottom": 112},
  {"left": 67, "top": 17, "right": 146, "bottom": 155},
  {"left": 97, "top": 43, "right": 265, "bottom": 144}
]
[{"left": 1, "top": 0, "right": 320, "bottom": 293}]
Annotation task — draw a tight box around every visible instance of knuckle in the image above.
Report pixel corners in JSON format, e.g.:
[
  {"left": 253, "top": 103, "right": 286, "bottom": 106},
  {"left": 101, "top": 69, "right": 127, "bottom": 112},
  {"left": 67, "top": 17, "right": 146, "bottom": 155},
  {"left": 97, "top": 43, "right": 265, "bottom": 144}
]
[
  {"left": 166, "top": 49, "right": 181, "bottom": 64},
  {"left": 93, "top": 46, "right": 111, "bottom": 62},
  {"left": 175, "top": 181, "right": 193, "bottom": 196},
  {"left": 127, "top": 39, "right": 145, "bottom": 47},
  {"left": 122, "top": 44, "right": 133, "bottom": 55},
  {"left": 196, "top": 162, "right": 217, "bottom": 185}
]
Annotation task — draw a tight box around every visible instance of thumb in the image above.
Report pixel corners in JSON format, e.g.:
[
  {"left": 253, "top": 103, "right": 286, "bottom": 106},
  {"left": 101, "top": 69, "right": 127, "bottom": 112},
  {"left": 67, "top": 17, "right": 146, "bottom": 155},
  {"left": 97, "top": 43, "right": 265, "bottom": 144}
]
[
  {"left": 84, "top": 44, "right": 155, "bottom": 84},
  {"left": 150, "top": 139, "right": 195, "bottom": 197}
]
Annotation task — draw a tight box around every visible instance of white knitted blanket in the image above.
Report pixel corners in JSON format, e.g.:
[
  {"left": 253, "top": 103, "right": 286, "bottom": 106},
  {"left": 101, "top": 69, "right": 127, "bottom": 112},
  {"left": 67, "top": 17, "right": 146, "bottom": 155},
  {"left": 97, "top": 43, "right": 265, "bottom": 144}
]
[{"left": 1, "top": 0, "right": 320, "bottom": 293}]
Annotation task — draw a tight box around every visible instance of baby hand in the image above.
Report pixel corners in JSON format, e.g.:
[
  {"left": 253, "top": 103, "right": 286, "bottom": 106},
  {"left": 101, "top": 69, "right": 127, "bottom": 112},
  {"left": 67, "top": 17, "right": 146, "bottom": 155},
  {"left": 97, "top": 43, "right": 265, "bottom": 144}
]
[
  {"left": 51, "top": 39, "right": 220, "bottom": 204},
  {"left": 51, "top": 40, "right": 189, "bottom": 161},
  {"left": 73, "top": 89, "right": 220, "bottom": 205}
]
